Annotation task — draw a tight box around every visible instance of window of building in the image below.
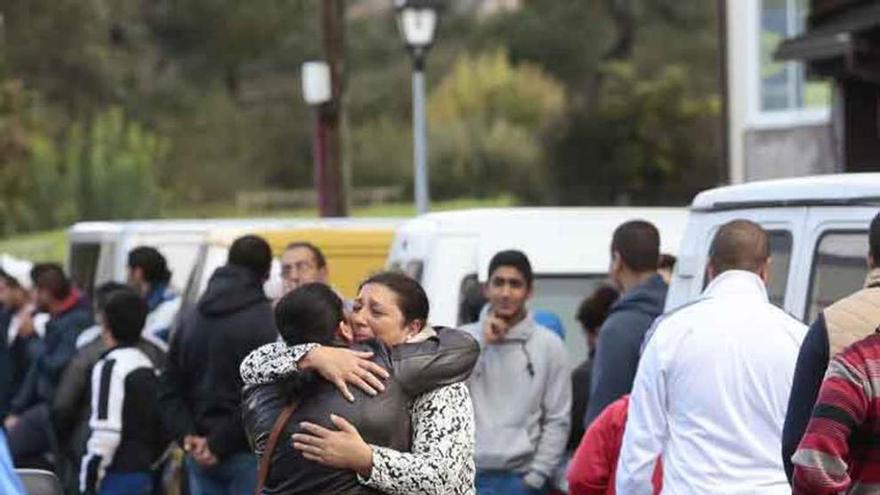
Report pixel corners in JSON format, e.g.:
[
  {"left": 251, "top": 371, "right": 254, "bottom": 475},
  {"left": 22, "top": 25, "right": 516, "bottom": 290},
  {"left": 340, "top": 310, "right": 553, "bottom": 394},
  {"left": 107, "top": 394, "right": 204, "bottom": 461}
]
[
  {"left": 759, "top": 0, "right": 830, "bottom": 113},
  {"left": 806, "top": 231, "right": 869, "bottom": 322}
]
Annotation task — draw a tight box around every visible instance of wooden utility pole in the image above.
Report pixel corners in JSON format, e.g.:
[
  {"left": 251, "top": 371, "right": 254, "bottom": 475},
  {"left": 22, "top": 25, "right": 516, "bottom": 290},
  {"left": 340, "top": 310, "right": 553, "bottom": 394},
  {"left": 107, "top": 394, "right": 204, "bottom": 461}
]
[{"left": 318, "top": 0, "right": 348, "bottom": 217}]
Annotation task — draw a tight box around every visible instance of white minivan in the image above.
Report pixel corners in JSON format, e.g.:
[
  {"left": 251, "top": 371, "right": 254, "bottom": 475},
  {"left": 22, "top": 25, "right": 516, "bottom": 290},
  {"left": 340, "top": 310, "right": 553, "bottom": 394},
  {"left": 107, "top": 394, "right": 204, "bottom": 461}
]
[
  {"left": 67, "top": 218, "right": 300, "bottom": 294},
  {"left": 666, "top": 173, "right": 880, "bottom": 323},
  {"left": 386, "top": 207, "right": 689, "bottom": 363}
]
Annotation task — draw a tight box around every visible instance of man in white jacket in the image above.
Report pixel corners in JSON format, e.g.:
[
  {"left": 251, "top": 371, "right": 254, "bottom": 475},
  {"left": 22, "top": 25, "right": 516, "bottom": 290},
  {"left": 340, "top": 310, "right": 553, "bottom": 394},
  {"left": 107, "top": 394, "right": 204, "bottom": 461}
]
[{"left": 616, "top": 220, "right": 807, "bottom": 494}]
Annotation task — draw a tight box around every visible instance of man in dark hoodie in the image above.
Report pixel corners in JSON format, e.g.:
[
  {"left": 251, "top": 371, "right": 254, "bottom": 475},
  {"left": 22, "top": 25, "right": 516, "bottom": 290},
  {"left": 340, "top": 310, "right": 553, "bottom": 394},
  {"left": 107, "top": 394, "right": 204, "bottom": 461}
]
[
  {"left": 584, "top": 220, "right": 667, "bottom": 427},
  {"left": 159, "top": 235, "right": 277, "bottom": 495}
]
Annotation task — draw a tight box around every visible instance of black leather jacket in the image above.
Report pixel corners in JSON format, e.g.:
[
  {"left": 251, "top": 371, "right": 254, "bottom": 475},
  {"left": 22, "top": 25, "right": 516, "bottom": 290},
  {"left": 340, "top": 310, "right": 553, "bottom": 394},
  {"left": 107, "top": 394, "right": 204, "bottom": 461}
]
[{"left": 241, "top": 327, "right": 480, "bottom": 495}]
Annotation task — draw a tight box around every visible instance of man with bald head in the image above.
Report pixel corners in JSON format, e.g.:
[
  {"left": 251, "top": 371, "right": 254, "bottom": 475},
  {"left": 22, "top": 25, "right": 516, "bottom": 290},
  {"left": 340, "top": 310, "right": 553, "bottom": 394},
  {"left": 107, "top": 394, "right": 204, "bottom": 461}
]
[{"left": 616, "top": 220, "right": 807, "bottom": 494}]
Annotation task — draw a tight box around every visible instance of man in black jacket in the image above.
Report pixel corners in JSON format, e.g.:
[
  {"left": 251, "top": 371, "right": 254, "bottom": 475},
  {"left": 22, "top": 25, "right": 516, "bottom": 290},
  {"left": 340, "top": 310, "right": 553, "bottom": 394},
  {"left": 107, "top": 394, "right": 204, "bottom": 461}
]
[{"left": 159, "top": 235, "right": 277, "bottom": 494}]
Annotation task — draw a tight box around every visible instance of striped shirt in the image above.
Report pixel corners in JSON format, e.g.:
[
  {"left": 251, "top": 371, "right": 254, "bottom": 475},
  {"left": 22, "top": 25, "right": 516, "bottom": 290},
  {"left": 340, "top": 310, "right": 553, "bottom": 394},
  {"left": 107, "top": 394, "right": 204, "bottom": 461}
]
[
  {"left": 80, "top": 346, "right": 163, "bottom": 493},
  {"left": 792, "top": 332, "right": 880, "bottom": 494}
]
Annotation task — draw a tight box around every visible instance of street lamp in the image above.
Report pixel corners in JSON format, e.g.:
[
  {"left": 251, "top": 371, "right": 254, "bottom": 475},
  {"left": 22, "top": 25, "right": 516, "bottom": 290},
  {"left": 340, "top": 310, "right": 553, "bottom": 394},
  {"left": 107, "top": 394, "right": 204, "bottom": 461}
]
[{"left": 394, "top": 0, "right": 439, "bottom": 215}]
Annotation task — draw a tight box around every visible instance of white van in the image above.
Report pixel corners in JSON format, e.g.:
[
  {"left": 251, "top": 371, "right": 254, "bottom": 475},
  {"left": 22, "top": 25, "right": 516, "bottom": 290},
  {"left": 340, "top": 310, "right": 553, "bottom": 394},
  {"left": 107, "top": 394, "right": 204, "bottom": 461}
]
[
  {"left": 67, "top": 218, "right": 301, "bottom": 294},
  {"left": 666, "top": 173, "right": 880, "bottom": 323},
  {"left": 386, "top": 208, "right": 689, "bottom": 363}
]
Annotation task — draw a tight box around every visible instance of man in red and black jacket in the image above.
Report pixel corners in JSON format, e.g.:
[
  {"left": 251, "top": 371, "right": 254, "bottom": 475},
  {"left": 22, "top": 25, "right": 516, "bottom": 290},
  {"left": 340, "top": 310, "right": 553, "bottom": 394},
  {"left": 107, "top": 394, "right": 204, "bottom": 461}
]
[{"left": 792, "top": 330, "right": 880, "bottom": 493}]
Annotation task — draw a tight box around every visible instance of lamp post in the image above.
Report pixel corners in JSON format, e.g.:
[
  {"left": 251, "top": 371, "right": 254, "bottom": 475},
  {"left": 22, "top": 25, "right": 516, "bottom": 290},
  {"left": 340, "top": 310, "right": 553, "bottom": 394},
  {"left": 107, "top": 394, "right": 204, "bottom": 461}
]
[{"left": 394, "top": 0, "right": 439, "bottom": 216}]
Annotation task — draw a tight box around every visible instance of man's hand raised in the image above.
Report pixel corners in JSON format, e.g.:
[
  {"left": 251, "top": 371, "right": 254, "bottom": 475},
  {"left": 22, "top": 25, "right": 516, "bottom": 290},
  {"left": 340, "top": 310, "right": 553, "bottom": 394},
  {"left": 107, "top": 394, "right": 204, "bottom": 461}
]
[{"left": 483, "top": 313, "right": 511, "bottom": 345}]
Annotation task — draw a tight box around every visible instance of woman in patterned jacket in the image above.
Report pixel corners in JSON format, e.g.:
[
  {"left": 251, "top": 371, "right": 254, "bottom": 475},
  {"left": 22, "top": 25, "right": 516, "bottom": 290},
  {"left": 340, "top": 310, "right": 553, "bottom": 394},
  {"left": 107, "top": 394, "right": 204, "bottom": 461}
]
[{"left": 240, "top": 271, "right": 477, "bottom": 495}]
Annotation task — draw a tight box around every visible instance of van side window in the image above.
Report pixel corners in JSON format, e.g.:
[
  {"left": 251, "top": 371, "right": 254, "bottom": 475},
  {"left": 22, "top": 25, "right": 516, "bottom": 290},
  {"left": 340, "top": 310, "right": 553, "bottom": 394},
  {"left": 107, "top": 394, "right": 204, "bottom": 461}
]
[
  {"left": 701, "top": 230, "right": 792, "bottom": 308},
  {"left": 69, "top": 243, "right": 101, "bottom": 296},
  {"left": 767, "top": 231, "right": 793, "bottom": 308},
  {"left": 806, "top": 231, "right": 869, "bottom": 322},
  {"left": 458, "top": 274, "right": 486, "bottom": 326}
]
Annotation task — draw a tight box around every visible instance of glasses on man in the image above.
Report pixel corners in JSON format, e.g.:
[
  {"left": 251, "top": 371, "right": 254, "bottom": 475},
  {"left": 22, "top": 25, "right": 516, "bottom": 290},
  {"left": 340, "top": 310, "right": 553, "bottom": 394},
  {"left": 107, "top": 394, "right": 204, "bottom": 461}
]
[{"left": 281, "top": 261, "right": 317, "bottom": 278}]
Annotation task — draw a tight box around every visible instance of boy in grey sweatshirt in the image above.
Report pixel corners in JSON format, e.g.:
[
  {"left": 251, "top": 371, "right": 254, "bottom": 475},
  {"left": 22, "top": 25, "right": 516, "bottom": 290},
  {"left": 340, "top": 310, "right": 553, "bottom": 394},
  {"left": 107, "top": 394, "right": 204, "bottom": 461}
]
[{"left": 460, "top": 250, "right": 571, "bottom": 495}]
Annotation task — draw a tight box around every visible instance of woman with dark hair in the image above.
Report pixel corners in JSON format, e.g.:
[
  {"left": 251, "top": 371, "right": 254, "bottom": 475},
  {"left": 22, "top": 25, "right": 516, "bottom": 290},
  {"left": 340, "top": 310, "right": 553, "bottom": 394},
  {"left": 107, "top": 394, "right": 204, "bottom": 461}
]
[{"left": 241, "top": 272, "right": 478, "bottom": 494}]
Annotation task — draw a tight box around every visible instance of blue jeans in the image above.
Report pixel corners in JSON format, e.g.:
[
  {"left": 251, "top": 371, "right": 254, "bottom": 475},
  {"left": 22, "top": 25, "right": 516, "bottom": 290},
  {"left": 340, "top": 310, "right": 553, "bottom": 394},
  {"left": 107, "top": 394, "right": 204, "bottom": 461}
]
[
  {"left": 476, "top": 471, "right": 548, "bottom": 495},
  {"left": 99, "top": 472, "right": 153, "bottom": 495},
  {"left": 186, "top": 452, "right": 257, "bottom": 495}
]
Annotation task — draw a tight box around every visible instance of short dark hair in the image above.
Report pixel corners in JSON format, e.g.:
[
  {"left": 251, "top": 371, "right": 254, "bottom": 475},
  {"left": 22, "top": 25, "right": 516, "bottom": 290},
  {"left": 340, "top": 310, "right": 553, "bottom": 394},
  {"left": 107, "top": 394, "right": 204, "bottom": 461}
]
[
  {"left": 228, "top": 235, "right": 272, "bottom": 279},
  {"left": 359, "top": 271, "right": 429, "bottom": 327},
  {"left": 35, "top": 264, "right": 71, "bottom": 301},
  {"left": 709, "top": 220, "right": 770, "bottom": 275},
  {"left": 611, "top": 220, "right": 661, "bottom": 272},
  {"left": 487, "top": 250, "right": 533, "bottom": 287},
  {"left": 659, "top": 253, "right": 677, "bottom": 271},
  {"left": 29, "top": 263, "right": 54, "bottom": 288},
  {"left": 275, "top": 283, "right": 343, "bottom": 346},
  {"left": 94, "top": 281, "right": 129, "bottom": 313},
  {"left": 0, "top": 269, "right": 21, "bottom": 291},
  {"left": 285, "top": 242, "right": 327, "bottom": 269},
  {"left": 576, "top": 285, "right": 620, "bottom": 333},
  {"left": 870, "top": 212, "right": 880, "bottom": 267},
  {"left": 128, "top": 246, "right": 171, "bottom": 285},
  {"left": 102, "top": 287, "right": 147, "bottom": 345}
]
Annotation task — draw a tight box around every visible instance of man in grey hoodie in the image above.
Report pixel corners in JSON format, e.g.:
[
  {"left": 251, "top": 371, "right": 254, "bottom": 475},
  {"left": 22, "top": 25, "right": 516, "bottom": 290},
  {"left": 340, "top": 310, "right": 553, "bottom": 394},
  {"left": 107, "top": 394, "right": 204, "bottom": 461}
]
[
  {"left": 461, "top": 250, "right": 571, "bottom": 495},
  {"left": 583, "top": 219, "right": 667, "bottom": 427}
]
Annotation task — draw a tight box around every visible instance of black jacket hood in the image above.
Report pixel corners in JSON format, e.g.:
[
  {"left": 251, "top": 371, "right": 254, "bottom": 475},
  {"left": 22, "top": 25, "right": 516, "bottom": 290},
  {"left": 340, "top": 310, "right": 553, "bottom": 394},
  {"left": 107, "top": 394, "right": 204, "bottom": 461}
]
[{"left": 197, "top": 265, "right": 267, "bottom": 317}]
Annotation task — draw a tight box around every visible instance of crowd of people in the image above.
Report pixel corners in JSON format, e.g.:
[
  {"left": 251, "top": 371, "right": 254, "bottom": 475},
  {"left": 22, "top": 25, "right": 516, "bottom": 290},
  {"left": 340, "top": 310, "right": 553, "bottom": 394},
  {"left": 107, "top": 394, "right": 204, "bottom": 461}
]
[{"left": 0, "top": 213, "right": 877, "bottom": 494}]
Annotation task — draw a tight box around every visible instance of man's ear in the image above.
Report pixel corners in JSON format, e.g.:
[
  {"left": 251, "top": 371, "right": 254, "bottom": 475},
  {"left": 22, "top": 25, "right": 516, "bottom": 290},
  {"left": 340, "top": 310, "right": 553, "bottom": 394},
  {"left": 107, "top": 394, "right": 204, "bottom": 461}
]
[
  {"left": 761, "top": 257, "right": 773, "bottom": 285},
  {"left": 868, "top": 252, "right": 877, "bottom": 270},
  {"left": 337, "top": 320, "right": 354, "bottom": 343}
]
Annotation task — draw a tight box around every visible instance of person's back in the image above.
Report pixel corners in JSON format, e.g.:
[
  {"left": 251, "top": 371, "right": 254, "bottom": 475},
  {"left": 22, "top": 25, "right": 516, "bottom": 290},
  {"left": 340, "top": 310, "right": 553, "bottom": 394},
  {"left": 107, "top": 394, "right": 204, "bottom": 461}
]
[
  {"left": 585, "top": 220, "right": 667, "bottom": 427},
  {"left": 244, "top": 340, "right": 402, "bottom": 495},
  {"left": 159, "top": 235, "right": 277, "bottom": 494},
  {"left": 649, "top": 273, "right": 804, "bottom": 491},
  {"left": 618, "top": 220, "right": 807, "bottom": 495},
  {"left": 79, "top": 288, "right": 165, "bottom": 495},
  {"left": 792, "top": 332, "right": 880, "bottom": 494}
]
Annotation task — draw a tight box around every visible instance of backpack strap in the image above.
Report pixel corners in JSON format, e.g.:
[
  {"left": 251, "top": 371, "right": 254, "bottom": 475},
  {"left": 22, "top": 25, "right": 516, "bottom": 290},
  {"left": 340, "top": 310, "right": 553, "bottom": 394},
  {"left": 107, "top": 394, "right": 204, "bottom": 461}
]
[{"left": 253, "top": 401, "right": 298, "bottom": 495}]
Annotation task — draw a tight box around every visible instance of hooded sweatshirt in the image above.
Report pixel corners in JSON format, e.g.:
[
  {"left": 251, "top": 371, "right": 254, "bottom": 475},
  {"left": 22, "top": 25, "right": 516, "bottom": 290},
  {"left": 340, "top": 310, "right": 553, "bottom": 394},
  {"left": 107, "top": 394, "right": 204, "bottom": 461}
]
[
  {"left": 584, "top": 274, "right": 666, "bottom": 427},
  {"left": 158, "top": 264, "right": 277, "bottom": 459},
  {"left": 460, "top": 309, "right": 571, "bottom": 488}
]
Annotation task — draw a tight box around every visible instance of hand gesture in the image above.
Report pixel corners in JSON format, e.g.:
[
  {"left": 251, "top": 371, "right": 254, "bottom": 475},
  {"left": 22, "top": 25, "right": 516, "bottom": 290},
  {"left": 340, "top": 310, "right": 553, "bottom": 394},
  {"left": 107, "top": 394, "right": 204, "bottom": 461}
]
[{"left": 483, "top": 312, "right": 511, "bottom": 345}]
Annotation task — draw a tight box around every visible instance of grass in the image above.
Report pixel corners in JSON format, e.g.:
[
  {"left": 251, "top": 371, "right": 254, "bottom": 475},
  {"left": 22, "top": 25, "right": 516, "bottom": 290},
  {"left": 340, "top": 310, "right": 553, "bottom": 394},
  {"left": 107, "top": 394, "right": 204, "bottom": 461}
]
[
  {"left": 0, "top": 197, "right": 516, "bottom": 263},
  {"left": 0, "top": 229, "right": 68, "bottom": 263},
  {"left": 165, "top": 196, "right": 516, "bottom": 219}
]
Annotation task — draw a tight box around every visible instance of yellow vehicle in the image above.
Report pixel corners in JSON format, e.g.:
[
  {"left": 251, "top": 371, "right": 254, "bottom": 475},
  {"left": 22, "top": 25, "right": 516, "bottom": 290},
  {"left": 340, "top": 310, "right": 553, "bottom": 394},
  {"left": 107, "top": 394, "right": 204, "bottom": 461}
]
[{"left": 181, "top": 219, "right": 400, "bottom": 309}]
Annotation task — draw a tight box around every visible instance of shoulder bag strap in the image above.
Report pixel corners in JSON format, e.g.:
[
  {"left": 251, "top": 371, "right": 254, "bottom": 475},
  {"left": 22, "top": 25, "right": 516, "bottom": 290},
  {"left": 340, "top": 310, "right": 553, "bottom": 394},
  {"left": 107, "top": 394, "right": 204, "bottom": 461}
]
[{"left": 253, "top": 401, "right": 298, "bottom": 495}]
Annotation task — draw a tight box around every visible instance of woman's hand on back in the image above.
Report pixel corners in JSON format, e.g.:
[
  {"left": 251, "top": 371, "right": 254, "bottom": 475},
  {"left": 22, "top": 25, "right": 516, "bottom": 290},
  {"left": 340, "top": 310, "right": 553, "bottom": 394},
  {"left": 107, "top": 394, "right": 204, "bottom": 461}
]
[
  {"left": 299, "top": 346, "right": 390, "bottom": 401},
  {"left": 293, "top": 414, "right": 374, "bottom": 476}
]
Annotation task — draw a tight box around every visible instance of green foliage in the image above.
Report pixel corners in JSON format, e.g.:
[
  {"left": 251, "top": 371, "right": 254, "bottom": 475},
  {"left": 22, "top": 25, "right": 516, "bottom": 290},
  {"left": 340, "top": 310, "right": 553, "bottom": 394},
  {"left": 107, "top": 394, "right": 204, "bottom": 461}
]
[
  {"left": 550, "top": 62, "right": 721, "bottom": 205},
  {"left": 66, "top": 107, "right": 168, "bottom": 220},
  {"left": 427, "top": 49, "right": 565, "bottom": 201}
]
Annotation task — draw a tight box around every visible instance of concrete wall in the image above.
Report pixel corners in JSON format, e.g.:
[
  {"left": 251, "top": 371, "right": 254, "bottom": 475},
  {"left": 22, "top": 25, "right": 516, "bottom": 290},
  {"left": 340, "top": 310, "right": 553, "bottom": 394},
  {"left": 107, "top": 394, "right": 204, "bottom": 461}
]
[{"left": 743, "top": 123, "right": 840, "bottom": 180}]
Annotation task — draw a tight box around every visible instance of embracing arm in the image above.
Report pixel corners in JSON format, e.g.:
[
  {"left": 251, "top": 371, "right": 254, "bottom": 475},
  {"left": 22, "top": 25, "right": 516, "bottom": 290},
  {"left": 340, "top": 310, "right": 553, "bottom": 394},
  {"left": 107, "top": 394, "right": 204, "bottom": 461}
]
[
  {"left": 392, "top": 328, "right": 480, "bottom": 397},
  {"left": 360, "top": 382, "right": 475, "bottom": 495},
  {"left": 240, "top": 342, "right": 387, "bottom": 401}
]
